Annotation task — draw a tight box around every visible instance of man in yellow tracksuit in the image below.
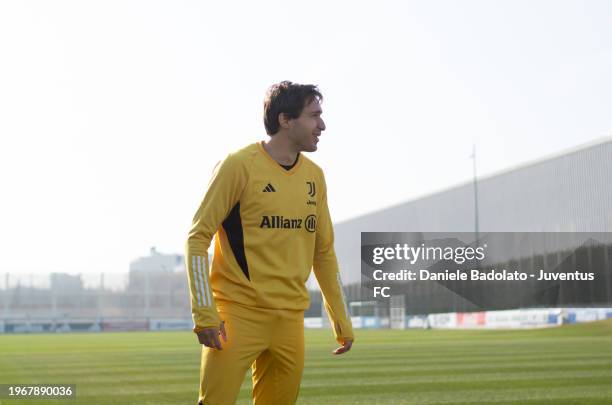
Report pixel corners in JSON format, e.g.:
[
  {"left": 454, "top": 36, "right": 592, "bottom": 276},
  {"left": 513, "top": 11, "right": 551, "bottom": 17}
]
[{"left": 185, "top": 81, "right": 354, "bottom": 405}]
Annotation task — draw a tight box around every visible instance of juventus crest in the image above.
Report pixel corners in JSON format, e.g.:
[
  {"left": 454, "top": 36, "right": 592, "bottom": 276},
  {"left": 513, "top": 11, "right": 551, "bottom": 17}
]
[{"left": 306, "top": 181, "right": 316, "bottom": 197}]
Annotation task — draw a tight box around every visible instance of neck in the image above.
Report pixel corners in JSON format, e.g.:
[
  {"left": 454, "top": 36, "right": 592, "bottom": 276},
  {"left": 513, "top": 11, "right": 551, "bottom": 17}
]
[{"left": 263, "top": 133, "right": 299, "bottom": 166}]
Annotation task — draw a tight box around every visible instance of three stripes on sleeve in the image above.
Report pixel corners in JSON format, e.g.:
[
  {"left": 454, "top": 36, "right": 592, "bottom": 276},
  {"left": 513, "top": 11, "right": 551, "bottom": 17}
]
[
  {"left": 191, "top": 255, "right": 213, "bottom": 307},
  {"left": 336, "top": 272, "right": 350, "bottom": 318}
]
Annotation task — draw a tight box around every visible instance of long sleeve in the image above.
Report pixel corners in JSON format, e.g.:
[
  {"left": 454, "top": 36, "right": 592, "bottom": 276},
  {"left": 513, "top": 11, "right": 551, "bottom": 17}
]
[
  {"left": 185, "top": 153, "right": 248, "bottom": 332},
  {"left": 312, "top": 173, "right": 354, "bottom": 344}
]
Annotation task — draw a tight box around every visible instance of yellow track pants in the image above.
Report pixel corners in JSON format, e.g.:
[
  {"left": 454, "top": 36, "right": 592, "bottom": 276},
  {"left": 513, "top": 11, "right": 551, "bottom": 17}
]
[{"left": 198, "top": 301, "right": 305, "bottom": 405}]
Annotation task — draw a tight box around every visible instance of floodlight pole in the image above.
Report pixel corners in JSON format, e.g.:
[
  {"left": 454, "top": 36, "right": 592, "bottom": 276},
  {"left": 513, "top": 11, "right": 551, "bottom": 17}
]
[
  {"left": 3, "top": 273, "right": 8, "bottom": 321},
  {"left": 471, "top": 144, "right": 480, "bottom": 242}
]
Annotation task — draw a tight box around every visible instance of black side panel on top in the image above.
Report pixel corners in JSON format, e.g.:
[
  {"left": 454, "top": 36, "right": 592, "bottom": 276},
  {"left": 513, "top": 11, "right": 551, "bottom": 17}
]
[{"left": 222, "top": 202, "right": 250, "bottom": 280}]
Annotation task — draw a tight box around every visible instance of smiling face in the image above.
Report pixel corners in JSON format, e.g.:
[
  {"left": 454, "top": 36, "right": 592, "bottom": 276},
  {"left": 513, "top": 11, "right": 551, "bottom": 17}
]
[{"left": 287, "top": 98, "right": 326, "bottom": 152}]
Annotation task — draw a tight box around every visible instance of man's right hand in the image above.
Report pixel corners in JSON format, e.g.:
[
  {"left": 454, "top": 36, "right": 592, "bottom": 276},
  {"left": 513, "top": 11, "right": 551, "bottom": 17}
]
[{"left": 196, "top": 321, "right": 227, "bottom": 350}]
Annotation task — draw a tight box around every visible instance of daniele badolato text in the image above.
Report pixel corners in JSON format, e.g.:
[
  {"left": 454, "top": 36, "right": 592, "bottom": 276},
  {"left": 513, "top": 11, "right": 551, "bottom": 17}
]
[
  {"left": 369, "top": 244, "right": 595, "bottom": 282},
  {"left": 372, "top": 269, "right": 595, "bottom": 281}
]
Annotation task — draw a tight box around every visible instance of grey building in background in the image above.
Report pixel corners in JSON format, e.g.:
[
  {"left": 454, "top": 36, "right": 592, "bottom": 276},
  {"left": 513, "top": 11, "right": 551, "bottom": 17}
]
[{"left": 332, "top": 137, "right": 612, "bottom": 311}]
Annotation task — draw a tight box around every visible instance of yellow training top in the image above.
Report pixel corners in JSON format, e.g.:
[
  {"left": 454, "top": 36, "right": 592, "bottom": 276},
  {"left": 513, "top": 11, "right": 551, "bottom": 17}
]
[{"left": 185, "top": 141, "right": 354, "bottom": 344}]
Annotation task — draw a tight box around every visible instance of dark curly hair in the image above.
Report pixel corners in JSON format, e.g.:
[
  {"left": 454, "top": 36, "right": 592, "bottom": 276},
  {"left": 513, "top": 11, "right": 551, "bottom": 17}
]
[{"left": 263, "top": 81, "right": 323, "bottom": 135}]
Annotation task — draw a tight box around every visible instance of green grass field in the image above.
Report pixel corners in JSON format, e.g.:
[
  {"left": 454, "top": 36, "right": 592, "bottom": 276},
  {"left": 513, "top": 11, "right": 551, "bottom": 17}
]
[{"left": 1, "top": 320, "right": 612, "bottom": 405}]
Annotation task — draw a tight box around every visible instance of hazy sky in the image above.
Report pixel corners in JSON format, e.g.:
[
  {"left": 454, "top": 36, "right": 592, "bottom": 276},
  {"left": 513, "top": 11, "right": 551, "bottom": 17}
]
[{"left": 1, "top": 0, "right": 611, "bottom": 275}]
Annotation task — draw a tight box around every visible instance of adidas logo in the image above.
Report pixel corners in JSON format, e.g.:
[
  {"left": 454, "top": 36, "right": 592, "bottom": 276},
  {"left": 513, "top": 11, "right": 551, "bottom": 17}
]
[{"left": 262, "top": 183, "right": 276, "bottom": 192}]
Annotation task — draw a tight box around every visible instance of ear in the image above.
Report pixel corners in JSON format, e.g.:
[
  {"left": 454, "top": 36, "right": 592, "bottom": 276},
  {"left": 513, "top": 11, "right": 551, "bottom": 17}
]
[{"left": 278, "top": 113, "right": 293, "bottom": 130}]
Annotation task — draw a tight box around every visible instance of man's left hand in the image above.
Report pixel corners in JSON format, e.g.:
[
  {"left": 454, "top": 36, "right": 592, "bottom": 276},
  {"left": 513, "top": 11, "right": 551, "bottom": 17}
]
[{"left": 333, "top": 339, "right": 353, "bottom": 355}]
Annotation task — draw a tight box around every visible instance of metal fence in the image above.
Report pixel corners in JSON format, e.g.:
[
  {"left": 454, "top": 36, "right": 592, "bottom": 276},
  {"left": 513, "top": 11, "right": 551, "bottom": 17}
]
[
  {"left": 0, "top": 272, "right": 190, "bottom": 320},
  {"left": 0, "top": 272, "right": 327, "bottom": 322}
]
